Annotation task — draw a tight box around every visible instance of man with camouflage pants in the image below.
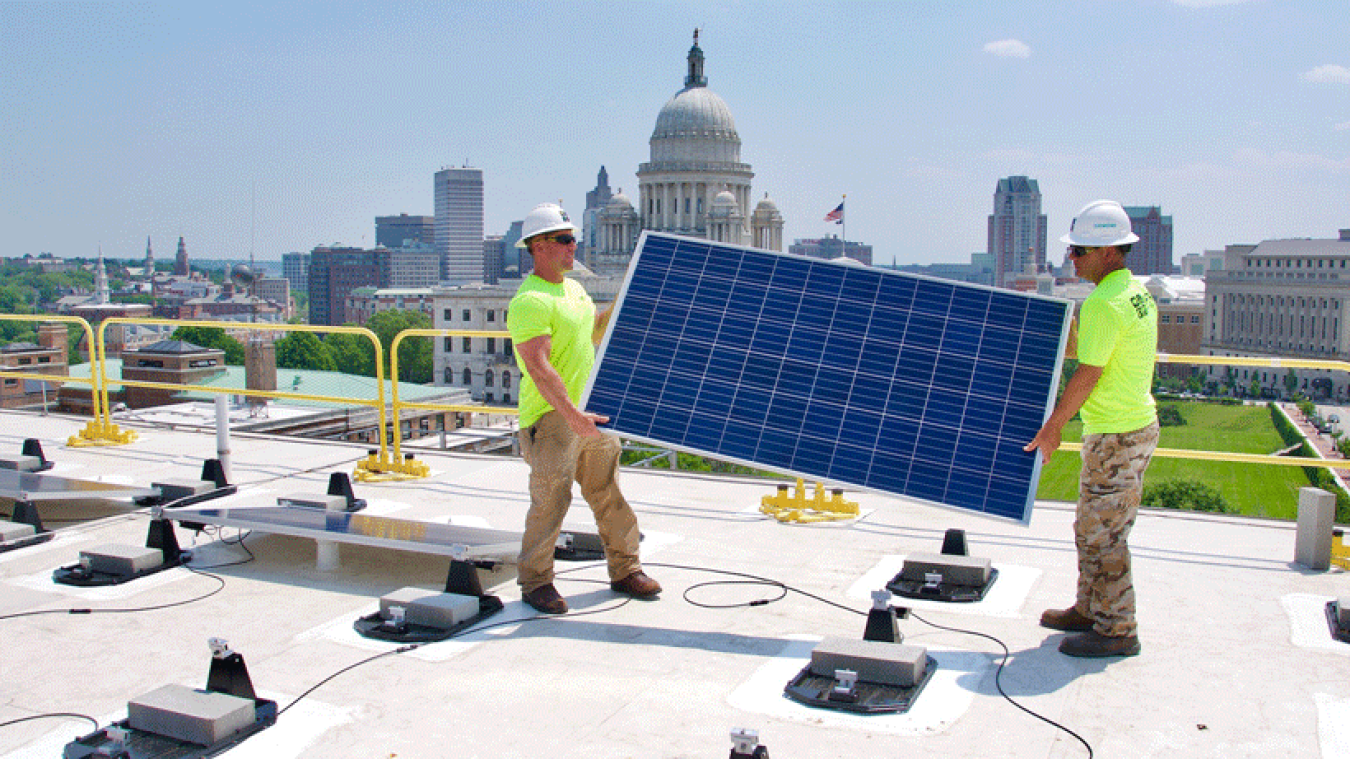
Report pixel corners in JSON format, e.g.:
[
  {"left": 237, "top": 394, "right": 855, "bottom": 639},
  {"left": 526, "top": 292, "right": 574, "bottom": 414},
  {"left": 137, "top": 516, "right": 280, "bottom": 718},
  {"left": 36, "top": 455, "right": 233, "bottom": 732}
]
[{"left": 1025, "top": 200, "right": 1159, "bottom": 658}]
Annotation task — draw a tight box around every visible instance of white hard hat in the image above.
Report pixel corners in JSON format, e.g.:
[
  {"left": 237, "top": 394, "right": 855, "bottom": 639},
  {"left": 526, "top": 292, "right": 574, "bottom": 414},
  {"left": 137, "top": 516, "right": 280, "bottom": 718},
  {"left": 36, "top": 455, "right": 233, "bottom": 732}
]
[
  {"left": 1061, "top": 200, "right": 1140, "bottom": 247},
  {"left": 516, "top": 202, "right": 580, "bottom": 248}
]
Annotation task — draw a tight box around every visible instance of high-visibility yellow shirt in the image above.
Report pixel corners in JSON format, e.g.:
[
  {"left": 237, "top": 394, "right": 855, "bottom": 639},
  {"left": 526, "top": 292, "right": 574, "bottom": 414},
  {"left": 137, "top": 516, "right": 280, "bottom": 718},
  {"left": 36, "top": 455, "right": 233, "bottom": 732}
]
[
  {"left": 507, "top": 275, "right": 596, "bottom": 429},
  {"left": 1077, "top": 269, "right": 1158, "bottom": 434}
]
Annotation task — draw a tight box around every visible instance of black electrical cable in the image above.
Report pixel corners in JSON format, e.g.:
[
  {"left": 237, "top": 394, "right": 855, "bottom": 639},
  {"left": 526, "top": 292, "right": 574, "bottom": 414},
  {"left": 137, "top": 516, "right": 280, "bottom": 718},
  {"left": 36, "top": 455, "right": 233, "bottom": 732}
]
[
  {"left": 910, "top": 612, "right": 1094, "bottom": 759},
  {"left": 641, "top": 561, "right": 1094, "bottom": 759},
  {"left": 0, "top": 566, "right": 226, "bottom": 621},
  {"left": 0, "top": 712, "right": 100, "bottom": 731},
  {"left": 277, "top": 594, "right": 633, "bottom": 715},
  {"left": 188, "top": 526, "right": 256, "bottom": 569}
]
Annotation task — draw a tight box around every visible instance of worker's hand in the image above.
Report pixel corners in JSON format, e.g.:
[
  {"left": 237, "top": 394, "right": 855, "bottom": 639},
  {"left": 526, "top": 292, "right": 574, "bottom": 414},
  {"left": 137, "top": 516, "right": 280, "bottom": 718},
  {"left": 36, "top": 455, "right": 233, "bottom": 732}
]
[
  {"left": 566, "top": 410, "right": 610, "bottom": 438},
  {"left": 1023, "top": 423, "right": 1062, "bottom": 465}
]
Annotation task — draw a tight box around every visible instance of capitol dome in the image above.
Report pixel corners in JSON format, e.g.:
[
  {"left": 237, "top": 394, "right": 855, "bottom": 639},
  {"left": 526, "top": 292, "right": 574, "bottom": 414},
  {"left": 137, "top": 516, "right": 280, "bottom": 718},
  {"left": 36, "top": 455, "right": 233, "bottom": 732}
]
[
  {"left": 645, "top": 32, "right": 744, "bottom": 166},
  {"left": 652, "top": 87, "right": 738, "bottom": 144},
  {"left": 585, "top": 30, "right": 780, "bottom": 270}
]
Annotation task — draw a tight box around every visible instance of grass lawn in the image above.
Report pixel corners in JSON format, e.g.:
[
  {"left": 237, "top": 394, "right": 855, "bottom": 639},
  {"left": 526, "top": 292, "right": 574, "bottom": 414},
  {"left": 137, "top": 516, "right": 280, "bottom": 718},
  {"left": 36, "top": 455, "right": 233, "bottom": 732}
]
[{"left": 1035, "top": 401, "right": 1314, "bottom": 519}]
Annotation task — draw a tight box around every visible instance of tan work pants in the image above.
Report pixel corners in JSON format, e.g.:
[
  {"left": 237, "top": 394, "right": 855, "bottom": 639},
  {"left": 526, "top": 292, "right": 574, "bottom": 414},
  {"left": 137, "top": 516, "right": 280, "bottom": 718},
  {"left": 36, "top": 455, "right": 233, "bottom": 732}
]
[{"left": 517, "top": 411, "right": 642, "bottom": 593}]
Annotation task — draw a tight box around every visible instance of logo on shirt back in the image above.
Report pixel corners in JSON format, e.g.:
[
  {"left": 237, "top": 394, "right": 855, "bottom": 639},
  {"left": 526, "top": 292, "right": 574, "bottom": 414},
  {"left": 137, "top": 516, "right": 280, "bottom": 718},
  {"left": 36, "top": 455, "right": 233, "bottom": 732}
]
[{"left": 1129, "top": 293, "right": 1152, "bottom": 319}]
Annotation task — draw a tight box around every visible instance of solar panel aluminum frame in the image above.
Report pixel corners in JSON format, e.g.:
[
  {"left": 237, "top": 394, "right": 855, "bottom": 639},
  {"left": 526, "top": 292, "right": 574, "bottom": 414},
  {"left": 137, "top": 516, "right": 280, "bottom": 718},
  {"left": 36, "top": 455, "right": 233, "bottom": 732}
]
[{"left": 581, "top": 232, "right": 1073, "bottom": 525}]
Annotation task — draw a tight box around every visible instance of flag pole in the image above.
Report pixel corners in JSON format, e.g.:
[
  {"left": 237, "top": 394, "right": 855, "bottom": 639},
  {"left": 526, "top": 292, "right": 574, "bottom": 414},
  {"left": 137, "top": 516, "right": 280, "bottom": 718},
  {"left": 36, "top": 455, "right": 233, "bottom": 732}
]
[{"left": 841, "top": 193, "right": 846, "bottom": 245}]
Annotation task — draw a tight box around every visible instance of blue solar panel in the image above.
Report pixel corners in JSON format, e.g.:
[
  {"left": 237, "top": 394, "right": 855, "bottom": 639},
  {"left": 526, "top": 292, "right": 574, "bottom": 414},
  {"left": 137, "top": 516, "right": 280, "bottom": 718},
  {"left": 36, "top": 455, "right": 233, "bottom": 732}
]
[{"left": 582, "top": 232, "right": 1072, "bottom": 523}]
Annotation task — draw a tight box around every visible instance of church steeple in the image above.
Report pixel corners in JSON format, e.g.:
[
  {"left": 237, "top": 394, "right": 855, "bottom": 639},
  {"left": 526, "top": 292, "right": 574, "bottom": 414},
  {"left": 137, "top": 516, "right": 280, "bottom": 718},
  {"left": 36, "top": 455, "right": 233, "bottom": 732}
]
[
  {"left": 174, "top": 235, "right": 189, "bottom": 276},
  {"left": 94, "top": 249, "right": 110, "bottom": 305},
  {"left": 685, "top": 28, "right": 706, "bottom": 89},
  {"left": 144, "top": 236, "right": 154, "bottom": 273}
]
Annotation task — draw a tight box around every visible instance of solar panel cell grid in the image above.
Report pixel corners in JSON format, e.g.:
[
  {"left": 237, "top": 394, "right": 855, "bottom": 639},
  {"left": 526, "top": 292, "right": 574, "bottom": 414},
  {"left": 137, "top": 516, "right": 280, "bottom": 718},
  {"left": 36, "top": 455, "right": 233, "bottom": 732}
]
[{"left": 583, "top": 232, "right": 1071, "bottom": 523}]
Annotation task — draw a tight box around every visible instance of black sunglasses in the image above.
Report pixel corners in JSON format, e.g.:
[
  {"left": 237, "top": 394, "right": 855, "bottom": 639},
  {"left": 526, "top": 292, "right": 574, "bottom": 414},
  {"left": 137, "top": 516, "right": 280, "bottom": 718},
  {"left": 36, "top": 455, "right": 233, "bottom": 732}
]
[
  {"left": 545, "top": 234, "right": 577, "bottom": 245},
  {"left": 1067, "top": 245, "right": 1101, "bottom": 259}
]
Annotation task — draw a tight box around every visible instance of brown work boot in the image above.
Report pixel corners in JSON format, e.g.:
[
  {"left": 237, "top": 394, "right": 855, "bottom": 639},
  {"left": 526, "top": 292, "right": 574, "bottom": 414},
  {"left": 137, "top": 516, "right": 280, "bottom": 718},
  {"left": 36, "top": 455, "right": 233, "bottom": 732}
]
[
  {"left": 610, "top": 570, "right": 662, "bottom": 599},
  {"left": 1040, "top": 605, "right": 1094, "bottom": 632},
  {"left": 522, "top": 583, "right": 568, "bottom": 614},
  {"left": 1059, "top": 630, "right": 1141, "bottom": 658}
]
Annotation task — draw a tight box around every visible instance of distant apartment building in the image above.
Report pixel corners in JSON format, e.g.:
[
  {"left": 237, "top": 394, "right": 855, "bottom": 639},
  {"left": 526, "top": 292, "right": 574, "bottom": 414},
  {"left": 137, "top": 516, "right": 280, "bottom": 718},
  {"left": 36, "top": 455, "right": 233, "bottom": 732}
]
[
  {"left": 891, "top": 252, "right": 995, "bottom": 287},
  {"left": 501, "top": 221, "right": 526, "bottom": 278},
  {"left": 384, "top": 244, "right": 441, "bottom": 289},
  {"left": 282, "top": 252, "right": 310, "bottom": 293},
  {"left": 483, "top": 236, "right": 505, "bottom": 285},
  {"left": 308, "top": 247, "right": 385, "bottom": 326},
  {"left": 8, "top": 253, "right": 76, "bottom": 274},
  {"left": 433, "top": 282, "right": 519, "bottom": 404},
  {"left": 343, "top": 287, "right": 435, "bottom": 327},
  {"left": 376, "top": 214, "right": 435, "bottom": 249},
  {"left": 1124, "top": 206, "right": 1175, "bottom": 275},
  {"left": 0, "top": 323, "right": 68, "bottom": 410},
  {"left": 1203, "top": 231, "right": 1350, "bottom": 399},
  {"left": 788, "top": 236, "right": 873, "bottom": 266},
  {"left": 1180, "top": 249, "right": 1227, "bottom": 277},
  {"left": 432, "top": 273, "right": 621, "bottom": 404},
  {"left": 1145, "top": 276, "right": 1205, "bottom": 379},
  {"left": 253, "top": 276, "right": 292, "bottom": 319},
  {"left": 989, "top": 176, "right": 1047, "bottom": 289},
  {"left": 434, "top": 167, "right": 485, "bottom": 284},
  {"left": 120, "top": 340, "right": 226, "bottom": 409}
]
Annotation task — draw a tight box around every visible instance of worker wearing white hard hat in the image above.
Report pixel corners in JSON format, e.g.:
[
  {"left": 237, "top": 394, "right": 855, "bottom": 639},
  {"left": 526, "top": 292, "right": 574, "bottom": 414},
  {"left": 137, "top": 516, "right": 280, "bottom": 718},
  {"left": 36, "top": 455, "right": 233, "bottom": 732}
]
[
  {"left": 1026, "top": 199, "right": 1158, "bottom": 659},
  {"left": 515, "top": 202, "right": 581, "bottom": 248},
  {"left": 507, "top": 202, "right": 660, "bottom": 615}
]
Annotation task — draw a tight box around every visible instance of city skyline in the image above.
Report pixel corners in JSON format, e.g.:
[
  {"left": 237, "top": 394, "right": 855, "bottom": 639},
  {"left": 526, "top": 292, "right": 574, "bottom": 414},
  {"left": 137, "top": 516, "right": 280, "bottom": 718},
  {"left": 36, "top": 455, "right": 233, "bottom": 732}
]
[{"left": 2, "top": 1, "right": 1346, "bottom": 268}]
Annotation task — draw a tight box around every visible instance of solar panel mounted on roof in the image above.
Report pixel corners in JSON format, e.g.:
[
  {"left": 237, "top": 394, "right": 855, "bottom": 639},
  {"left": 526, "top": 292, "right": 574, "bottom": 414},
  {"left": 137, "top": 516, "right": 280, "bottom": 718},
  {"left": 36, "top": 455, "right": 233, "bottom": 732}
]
[{"left": 582, "top": 232, "right": 1072, "bottom": 523}]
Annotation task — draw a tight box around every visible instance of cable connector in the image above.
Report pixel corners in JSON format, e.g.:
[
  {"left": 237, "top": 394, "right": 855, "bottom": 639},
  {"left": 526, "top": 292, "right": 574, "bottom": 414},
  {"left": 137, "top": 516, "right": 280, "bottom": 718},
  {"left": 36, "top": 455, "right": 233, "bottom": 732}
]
[
  {"left": 208, "top": 637, "right": 233, "bottom": 659},
  {"left": 730, "top": 727, "right": 769, "bottom": 758}
]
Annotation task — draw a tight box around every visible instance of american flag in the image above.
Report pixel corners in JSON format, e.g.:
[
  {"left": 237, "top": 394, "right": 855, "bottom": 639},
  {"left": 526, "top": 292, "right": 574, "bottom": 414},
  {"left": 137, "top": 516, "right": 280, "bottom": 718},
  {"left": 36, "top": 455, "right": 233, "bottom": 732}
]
[{"left": 824, "top": 202, "right": 844, "bottom": 224}]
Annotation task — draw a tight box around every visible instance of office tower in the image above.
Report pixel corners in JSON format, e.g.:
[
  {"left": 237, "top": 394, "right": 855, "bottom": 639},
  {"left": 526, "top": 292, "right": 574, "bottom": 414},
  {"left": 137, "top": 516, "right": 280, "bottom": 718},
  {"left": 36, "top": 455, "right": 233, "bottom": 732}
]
[
  {"left": 582, "top": 166, "right": 613, "bottom": 264},
  {"left": 988, "top": 176, "right": 1047, "bottom": 288},
  {"left": 1124, "top": 206, "right": 1175, "bottom": 275},
  {"left": 282, "top": 252, "right": 310, "bottom": 293},
  {"left": 376, "top": 214, "right": 435, "bottom": 250},
  {"left": 434, "top": 166, "right": 485, "bottom": 284},
  {"left": 307, "top": 246, "right": 385, "bottom": 326},
  {"left": 483, "top": 236, "right": 505, "bottom": 285}
]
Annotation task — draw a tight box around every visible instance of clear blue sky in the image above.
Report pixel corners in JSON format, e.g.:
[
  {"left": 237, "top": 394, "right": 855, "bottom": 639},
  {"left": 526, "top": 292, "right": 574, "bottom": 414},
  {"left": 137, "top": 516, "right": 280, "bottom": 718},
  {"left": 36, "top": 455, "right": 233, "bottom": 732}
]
[{"left": 2, "top": 0, "right": 1346, "bottom": 267}]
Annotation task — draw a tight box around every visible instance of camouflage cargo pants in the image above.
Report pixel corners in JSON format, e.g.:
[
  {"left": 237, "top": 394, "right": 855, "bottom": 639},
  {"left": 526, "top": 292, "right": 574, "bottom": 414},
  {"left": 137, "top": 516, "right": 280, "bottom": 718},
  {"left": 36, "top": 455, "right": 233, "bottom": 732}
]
[{"left": 1074, "top": 421, "right": 1160, "bottom": 637}]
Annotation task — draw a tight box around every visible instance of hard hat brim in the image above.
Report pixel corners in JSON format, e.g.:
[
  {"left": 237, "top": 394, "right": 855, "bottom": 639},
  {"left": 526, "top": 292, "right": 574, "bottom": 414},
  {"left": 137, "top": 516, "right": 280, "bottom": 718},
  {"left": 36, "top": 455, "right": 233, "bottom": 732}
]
[
  {"left": 515, "top": 221, "right": 582, "bottom": 248},
  {"left": 1060, "top": 231, "right": 1141, "bottom": 247}
]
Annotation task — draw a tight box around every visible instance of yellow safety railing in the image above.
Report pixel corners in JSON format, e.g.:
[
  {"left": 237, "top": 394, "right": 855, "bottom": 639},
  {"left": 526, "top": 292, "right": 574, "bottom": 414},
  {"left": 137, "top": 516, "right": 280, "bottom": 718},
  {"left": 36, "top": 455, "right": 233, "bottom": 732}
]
[
  {"left": 373, "top": 328, "right": 518, "bottom": 481},
  {"left": 1057, "top": 353, "right": 1350, "bottom": 472},
  {"left": 1156, "top": 353, "right": 1350, "bottom": 374},
  {"left": 0, "top": 314, "right": 132, "bottom": 447},
  {"left": 13, "top": 318, "right": 1350, "bottom": 494},
  {"left": 95, "top": 318, "right": 390, "bottom": 465}
]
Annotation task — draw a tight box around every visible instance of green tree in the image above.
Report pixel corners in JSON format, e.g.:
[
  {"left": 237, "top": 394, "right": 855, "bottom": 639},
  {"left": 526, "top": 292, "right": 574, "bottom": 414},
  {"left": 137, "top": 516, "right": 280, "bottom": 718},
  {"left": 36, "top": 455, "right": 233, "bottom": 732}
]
[
  {"left": 275, "top": 331, "right": 336, "bottom": 372},
  {"left": 1142, "top": 480, "right": 1231, "bottom": 513},
  {"left": 1157, "top": 404, "right": 1186, "bottom": 426},
  {"left": 366, "top": 310, "right": 434, "bottom": 383},
  {"left": 171, "top": 326, "right": 245, "bottom": 365},
  {"left": 324, "top": 331, "right": 376, "bottom": 377},
  {"left": 1284, "top": 369, "right": 1299, "bottom": 398}
]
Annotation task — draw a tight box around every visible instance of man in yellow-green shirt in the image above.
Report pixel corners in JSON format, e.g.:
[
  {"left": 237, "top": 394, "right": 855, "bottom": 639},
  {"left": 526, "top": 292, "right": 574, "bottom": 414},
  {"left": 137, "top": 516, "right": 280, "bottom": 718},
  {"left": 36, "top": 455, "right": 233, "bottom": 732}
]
[
  {"left": 1025, "top": 200, "right": 1159, "bottom": 658},
  {"left": 507, "top": 203, "right": 660, "bottom": 616}
]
